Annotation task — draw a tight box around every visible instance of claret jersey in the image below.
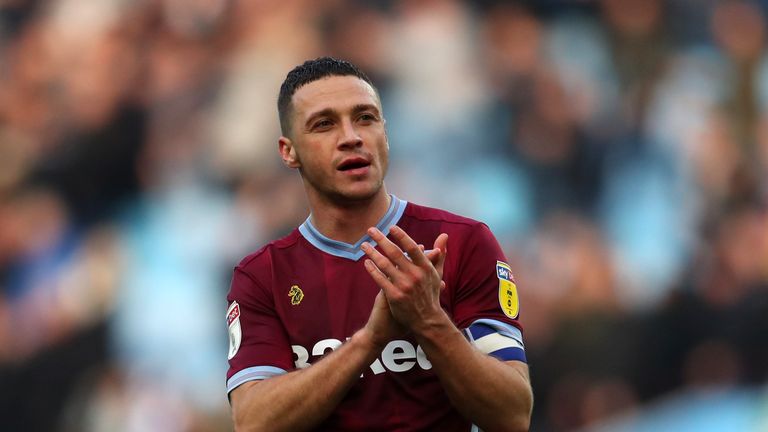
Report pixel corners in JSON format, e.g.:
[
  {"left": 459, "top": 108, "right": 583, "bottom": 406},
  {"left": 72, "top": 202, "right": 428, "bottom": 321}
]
[{"left": 226, "top": 195, "right": 525, "bottom": 431}]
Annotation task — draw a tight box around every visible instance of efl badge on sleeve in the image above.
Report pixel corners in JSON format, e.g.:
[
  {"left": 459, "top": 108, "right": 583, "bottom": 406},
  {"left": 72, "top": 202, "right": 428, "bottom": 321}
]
[
  {"left": 496, "top": 261, "right": 519, "bottom": 319},
  {"left": 227, "top": 301, "right": 242, "bottom": 360}
]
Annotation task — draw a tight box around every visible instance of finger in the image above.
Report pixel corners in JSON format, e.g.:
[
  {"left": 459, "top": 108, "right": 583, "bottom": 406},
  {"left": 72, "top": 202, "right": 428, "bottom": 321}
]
[
  {"left": 388, "top": 225, "right": 431, "bottom": 268},
  {"left": 363, "top": 258, "right": 397, "bottom": 295},
  {"left": 361, "top": 241, "right": 403, "bottom": 282},
  {"left": 424, "top": 236, "right": 447, "bottom": 267},
  {"left": 432, "top": 233, "right": 448, "bottom": 277},
  {"left": 367, "top": 227, "right": 413, "bottom": 269},
  {"left": 425, "top": 248, "right": 440, "bottom": 266}
]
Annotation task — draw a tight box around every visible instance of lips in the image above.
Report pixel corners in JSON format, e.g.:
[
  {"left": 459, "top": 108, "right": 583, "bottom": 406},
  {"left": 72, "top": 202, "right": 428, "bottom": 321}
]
[{"left": 337, "top": 156, "right": 372, "bottom": 172}]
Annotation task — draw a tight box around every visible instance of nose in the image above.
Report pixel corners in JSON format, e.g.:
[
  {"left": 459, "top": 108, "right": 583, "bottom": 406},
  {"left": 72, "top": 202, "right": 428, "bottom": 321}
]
[{"left": 338, "top": 119, "right": 363, "bottom": 149}]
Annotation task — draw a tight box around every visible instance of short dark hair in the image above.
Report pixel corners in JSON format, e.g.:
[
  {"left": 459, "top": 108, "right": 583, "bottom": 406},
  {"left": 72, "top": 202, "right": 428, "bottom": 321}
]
[{"left": 278, "top": 57, "right": 375, "bottom": 137}]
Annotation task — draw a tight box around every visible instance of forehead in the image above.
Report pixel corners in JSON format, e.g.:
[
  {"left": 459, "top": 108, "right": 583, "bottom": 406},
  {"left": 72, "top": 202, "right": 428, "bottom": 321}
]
[{"left": 292, "top": 75, "right": 380, "bottom": 119}]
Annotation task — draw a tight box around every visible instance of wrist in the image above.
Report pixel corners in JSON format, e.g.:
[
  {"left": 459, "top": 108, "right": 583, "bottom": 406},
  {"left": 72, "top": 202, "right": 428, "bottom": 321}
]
[
  {"left": 410, "top": 308, "right": 452, "bottom": 341},
  {"left": 353, "top": 327, "right": 386, "bottom": 355}
]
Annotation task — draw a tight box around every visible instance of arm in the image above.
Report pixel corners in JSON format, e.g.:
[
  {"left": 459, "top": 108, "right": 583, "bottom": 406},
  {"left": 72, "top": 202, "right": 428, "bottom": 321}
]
[
  {"left": 362, "top": 226, "right": 533, "bottom": 432},
  {"left": 230, "top": 291, "right": 402, "bottom": 431},
  {"left": 413, "top": 311, "right": 532, "bottom": 431}
]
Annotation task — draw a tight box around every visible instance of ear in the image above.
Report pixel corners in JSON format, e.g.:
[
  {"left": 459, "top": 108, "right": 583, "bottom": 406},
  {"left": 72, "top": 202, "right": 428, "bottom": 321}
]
[{"left": 278, "top": 136, "right": 301, "bottom": 169}]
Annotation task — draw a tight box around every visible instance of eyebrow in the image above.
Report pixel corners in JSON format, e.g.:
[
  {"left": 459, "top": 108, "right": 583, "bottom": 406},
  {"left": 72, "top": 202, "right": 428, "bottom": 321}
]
[
  {"left": 303, "top": 104, "right": 381, "bottom": 129},
  {"left": 351, "top": 104, "right": 381, "bottom": 116}
]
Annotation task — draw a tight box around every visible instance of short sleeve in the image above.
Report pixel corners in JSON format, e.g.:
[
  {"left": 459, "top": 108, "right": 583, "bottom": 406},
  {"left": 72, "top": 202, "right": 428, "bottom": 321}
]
[
  {"left": 451, "top": 223, "right": 525, "bottom": 362},
  {"left": 225, "top": 266, "right": 293, "bottom": 394}
]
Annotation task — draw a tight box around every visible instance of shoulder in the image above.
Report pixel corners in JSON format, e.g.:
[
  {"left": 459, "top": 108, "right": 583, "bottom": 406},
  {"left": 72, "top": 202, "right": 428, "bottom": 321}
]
[
  {"left": 403, "top": 201, "right": 488, "bottom": 233},
  {"left": 404, "top": 202, "right": 485, "bottom": 228},
  {"left": 228, "top": 229, "right": 302, "bottom": 302},
  {"left": 402, "top": 201, "right": 503, "bottom": 255},
  {"left": 236, "top": 229, "right": 302, "bottom": 274}
]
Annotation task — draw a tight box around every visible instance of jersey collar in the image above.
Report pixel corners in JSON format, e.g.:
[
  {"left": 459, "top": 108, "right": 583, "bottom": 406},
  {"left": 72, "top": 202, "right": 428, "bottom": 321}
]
[{"left": 299, "top": 195, "right": 408, "bottom": 261}]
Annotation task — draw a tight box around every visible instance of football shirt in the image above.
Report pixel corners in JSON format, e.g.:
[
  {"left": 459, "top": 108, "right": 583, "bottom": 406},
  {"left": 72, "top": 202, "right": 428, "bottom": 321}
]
[{"left": 226, "top": 195, "right": 525, "bottom": 431}]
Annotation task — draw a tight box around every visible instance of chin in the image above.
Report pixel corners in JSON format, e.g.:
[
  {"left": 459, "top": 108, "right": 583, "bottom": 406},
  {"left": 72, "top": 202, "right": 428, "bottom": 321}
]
[
  {"left": 333, "top": 184, "right": 383, "bottom": 203},
  {"left": 340, "top": 190, "right": 379, "bottom": 202}
]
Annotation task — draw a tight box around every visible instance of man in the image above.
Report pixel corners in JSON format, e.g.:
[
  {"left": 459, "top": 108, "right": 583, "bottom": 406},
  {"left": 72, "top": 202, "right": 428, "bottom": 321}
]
[{"left": 226, "top": 57, "right": 533, "bottom": 431}]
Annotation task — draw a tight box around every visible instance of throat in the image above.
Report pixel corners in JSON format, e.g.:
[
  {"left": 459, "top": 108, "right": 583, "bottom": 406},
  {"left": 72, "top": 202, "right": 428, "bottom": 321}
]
[{"left": 309, "top": 193, "right": 392, "bottom": 244}]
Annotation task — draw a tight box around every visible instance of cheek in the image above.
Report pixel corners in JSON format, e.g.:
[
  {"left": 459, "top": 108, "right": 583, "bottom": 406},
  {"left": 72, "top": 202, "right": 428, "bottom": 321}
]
[
  {"left": 377, "top": 136, "right": 390, "bottom": 161},
  {"left": 297, "top": 145, "right": 333, "bottom": 173},
  {"left": 365, "top": 129, "right": 388, "bottom": 154}
]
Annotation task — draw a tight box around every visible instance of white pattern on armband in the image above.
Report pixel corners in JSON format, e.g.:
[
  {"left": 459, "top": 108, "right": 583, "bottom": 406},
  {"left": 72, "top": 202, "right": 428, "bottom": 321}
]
[{"left": 463, "top": 318, "right": 526, "bottom": 363}]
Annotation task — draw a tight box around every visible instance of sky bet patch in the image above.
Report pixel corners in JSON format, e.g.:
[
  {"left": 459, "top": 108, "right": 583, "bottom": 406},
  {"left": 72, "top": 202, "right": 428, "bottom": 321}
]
[{"left": 496, "top": 261, "right": 519, "bottom": 319}]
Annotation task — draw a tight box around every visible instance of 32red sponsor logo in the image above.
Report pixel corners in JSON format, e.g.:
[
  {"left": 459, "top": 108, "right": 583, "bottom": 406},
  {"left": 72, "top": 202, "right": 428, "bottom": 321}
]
[{"left": 292, "top": 339, "right": 432, "bottom": 376}]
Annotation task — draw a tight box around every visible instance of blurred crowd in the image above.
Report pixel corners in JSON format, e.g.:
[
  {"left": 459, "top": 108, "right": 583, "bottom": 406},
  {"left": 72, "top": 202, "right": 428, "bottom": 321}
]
[{"left": 0, "top": 0, "right": 767, "bottom": 431}]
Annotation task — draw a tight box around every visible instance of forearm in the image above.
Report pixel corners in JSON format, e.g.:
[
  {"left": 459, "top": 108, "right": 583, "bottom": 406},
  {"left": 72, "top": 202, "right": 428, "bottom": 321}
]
[
  {"left": 415, "top": 312, "right": 533, "bottom": 432},
  {"left": 231, "top": 329, "right": 380, "bottom": 432}
]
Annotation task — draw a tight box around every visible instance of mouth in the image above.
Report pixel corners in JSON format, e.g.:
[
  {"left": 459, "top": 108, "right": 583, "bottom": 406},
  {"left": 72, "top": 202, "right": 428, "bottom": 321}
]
[{"left": 337, "top": 157, "right": 372, "bottom": 174}]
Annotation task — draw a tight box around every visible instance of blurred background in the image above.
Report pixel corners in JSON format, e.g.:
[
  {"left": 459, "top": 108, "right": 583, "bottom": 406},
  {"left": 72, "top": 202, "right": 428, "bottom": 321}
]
[{"left": 0, "top": 0, "right": 767, "bottom": 431}]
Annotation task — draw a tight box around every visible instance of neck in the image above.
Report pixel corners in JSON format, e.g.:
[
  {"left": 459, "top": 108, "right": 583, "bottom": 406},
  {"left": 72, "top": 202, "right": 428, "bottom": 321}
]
[{"left": 306, "top": 188, "right": 391, "bottom": 244}]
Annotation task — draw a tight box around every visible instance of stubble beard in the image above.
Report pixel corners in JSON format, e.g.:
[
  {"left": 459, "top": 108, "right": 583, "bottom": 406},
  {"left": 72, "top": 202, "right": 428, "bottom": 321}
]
[
  {"left": 297, "top": 142, "right": 389, "bottom": 207},
  {"left": 301, "top": 167, "right": 385, "bottom": 208}
]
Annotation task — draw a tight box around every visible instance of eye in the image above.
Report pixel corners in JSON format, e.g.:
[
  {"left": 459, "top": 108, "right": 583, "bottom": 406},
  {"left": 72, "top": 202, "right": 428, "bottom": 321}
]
[
  {"left": 313, "top": 119, "right": 333, "bottom": 130},
  {"left": 358, "top": 113, "right": 378, "bottom": 123}
]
